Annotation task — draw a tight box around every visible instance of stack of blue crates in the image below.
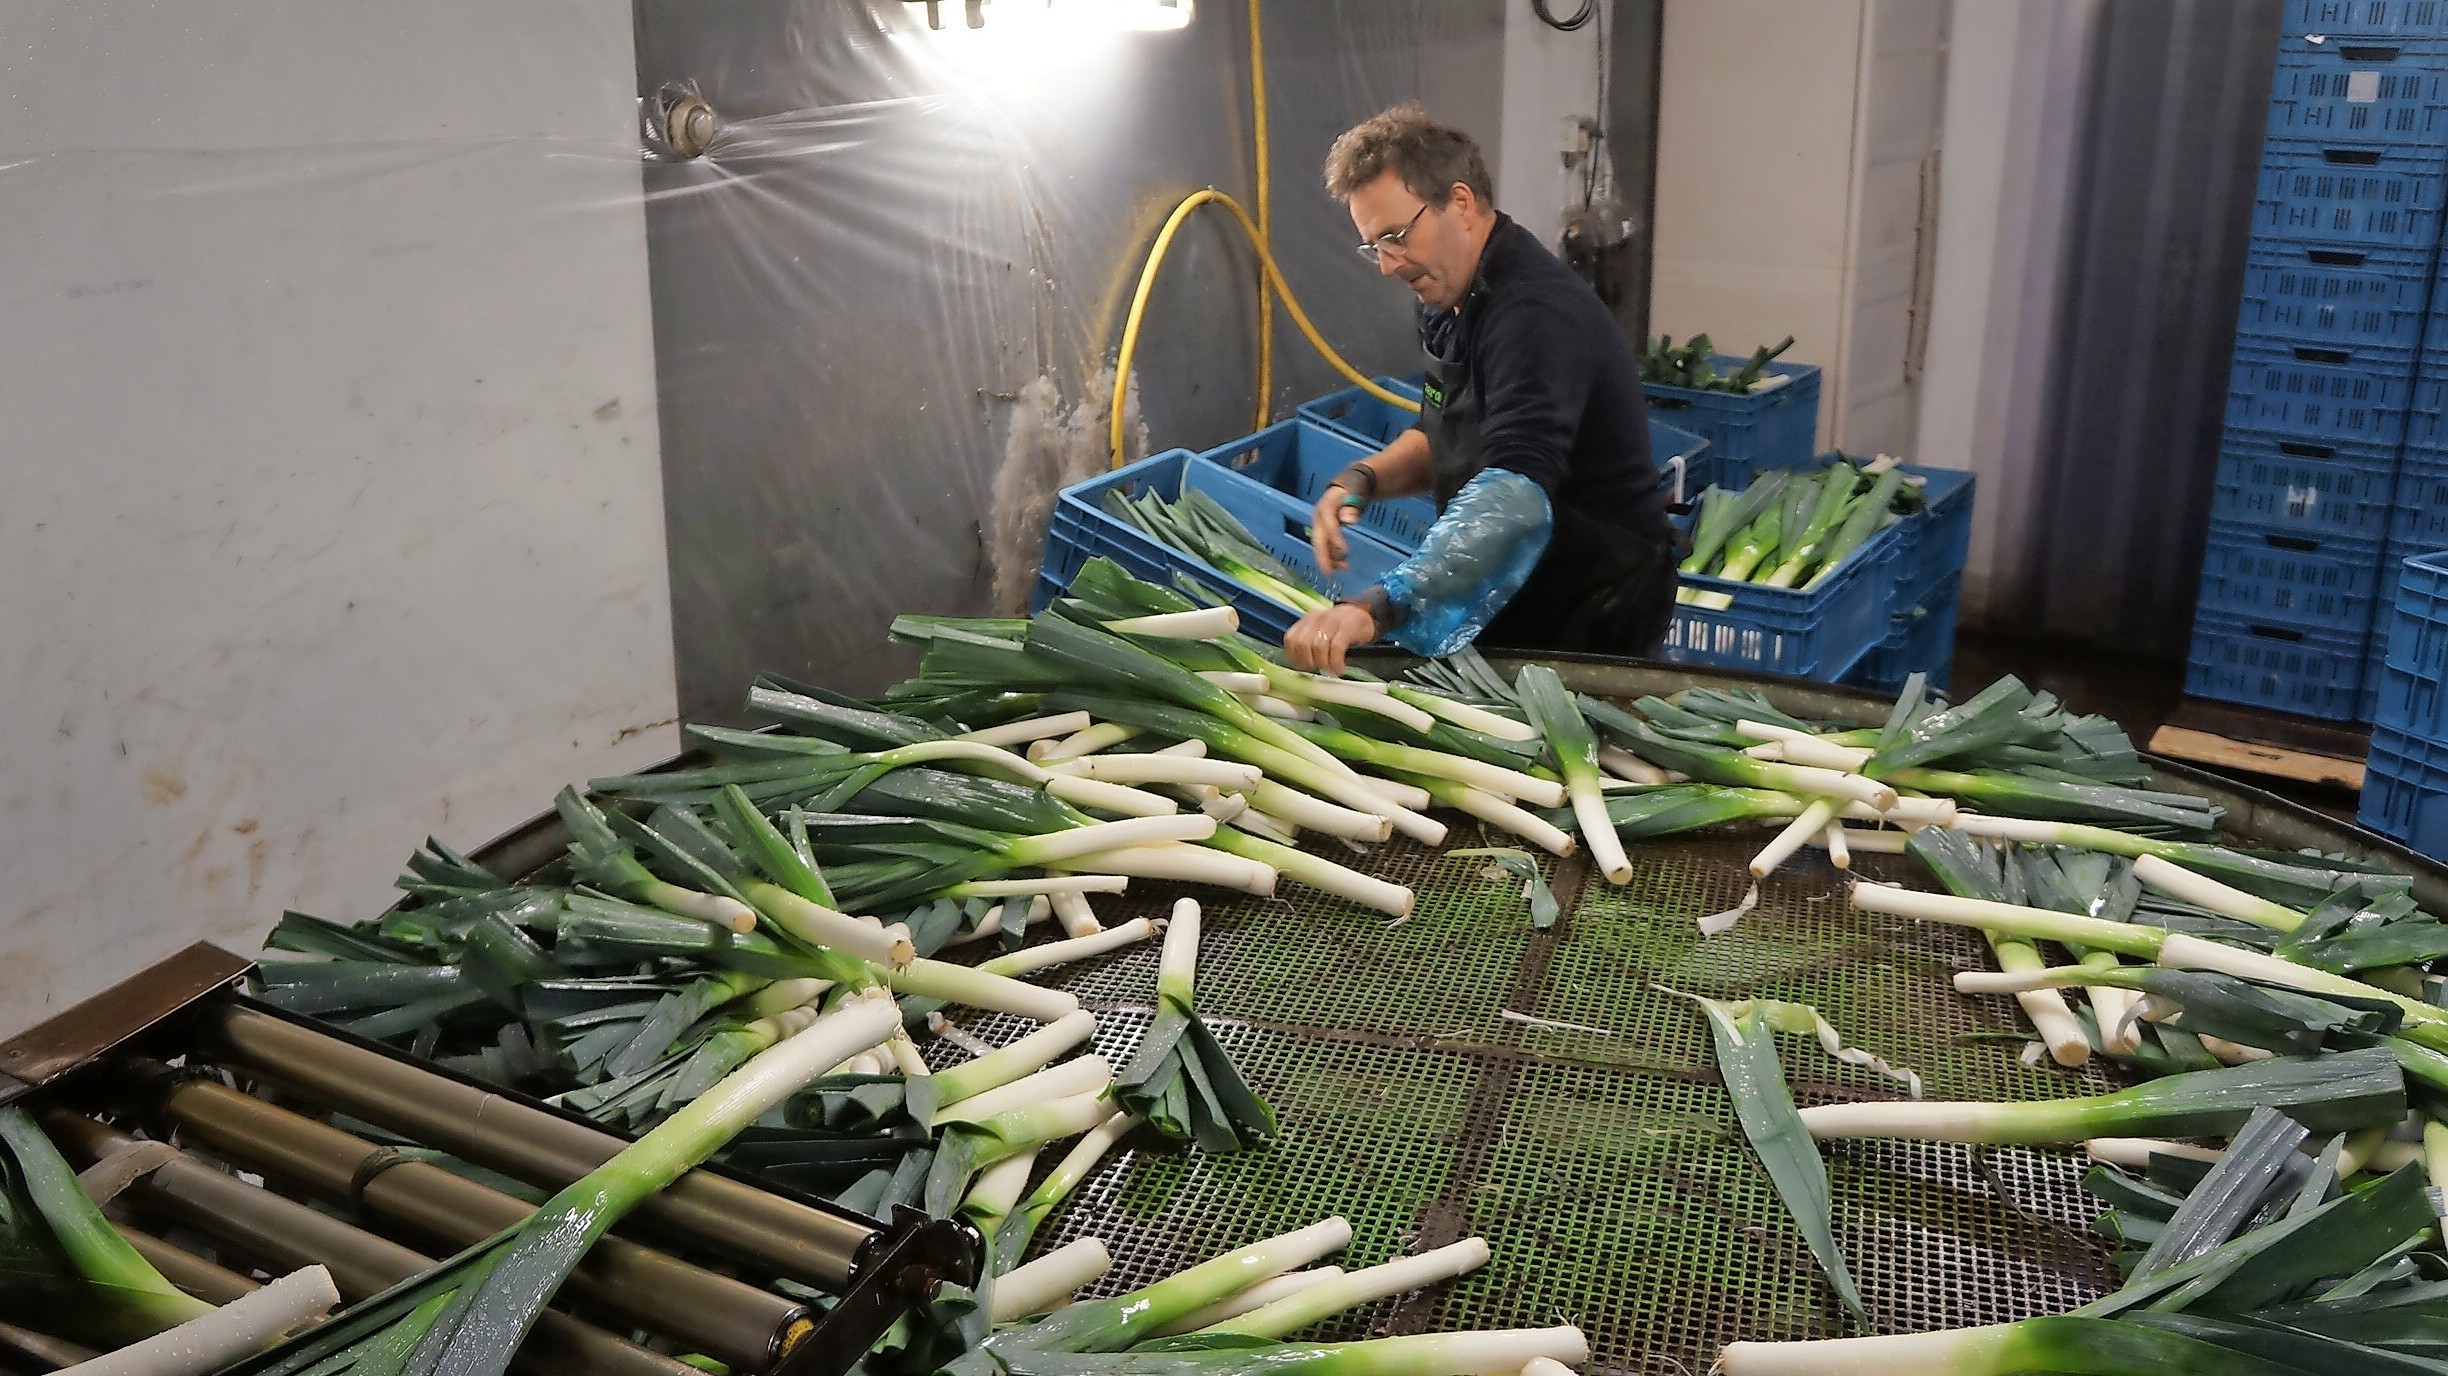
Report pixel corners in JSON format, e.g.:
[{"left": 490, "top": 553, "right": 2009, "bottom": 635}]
[{"left": 2188, "top": 8, "right": 2448, "bottom": 720}]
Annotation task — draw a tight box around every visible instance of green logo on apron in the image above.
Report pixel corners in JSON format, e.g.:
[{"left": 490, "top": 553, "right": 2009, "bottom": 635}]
[{"left": 1421, "top": 378, "right": 1447, "bottom": 409}]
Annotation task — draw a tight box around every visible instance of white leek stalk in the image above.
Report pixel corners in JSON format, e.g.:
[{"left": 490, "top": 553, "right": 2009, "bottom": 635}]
[
  {"left": 978, "top": 919, "right": 1159, "bottom": 979},
  {"left": 1422, "top": 779, "right": 1576, "bottom": 858},
  {"left": 1235, "top": 808, "right": 1301, "bottom": 846},
  {"left": 933, "top": 1056, "right": 1113, "bottom": 1128},
  {"left": 2084, "top": 1138, "right": 2220, "bottom": 1168},
  {"left": 1106, "top": 607, "right": 1236, "bottom": 638},
  {"left": 1750, "top": 798, "right": 1838, "bottom": 878},
  {"left": 885, "top": 959, "right": 1082, "bottom": 1023},
  {"left": 1391, "top": 685, "right": 1539, "bottom": 741},
  {"left": 1248, "top": 781, "right": 1390, "bottom": 842},
  {"left": 1150, "top": 1268, "right": 1347, "bottom": 1337},
  {"left": 1032, "top": 722, "right": 1140, "bottom": 763},
  {"left": 1044, "top": 774, "right": 1179, "bottom": 818},
  {"left": 1823, "top": 823, "right": 1849, "bottom": 870},
  {"left": 1597, "top": 747, "right": 1669, "bottom": 786},
  {"left": 1056, "top": 844, "right": 1278, "bottom": 895},
  {"left": 915, "top": 1010, "right": 1097, "bottom": 1117},
  {"left": 62, "top": 1268, "right": 341, "bottom": 1376},
  {"left": 2132, "top": 854, "right": 2305, "bottom": 932},
  {"left": 956, "top": 875, "right": 1129, "bottom": 899},
  {"left": 1068, "top": 754, "right": 1264, "bottom": 789},
  {"left": 991, "top": 1238, "right": 1113, "bottom": 1322},
  {"left": 1018, "top": 814, "right": 1217, "bottom": 865},
  {"left": 962, "top": 711, "right": 1093, "bottom": 749},
  {"left": 1202, "top": 1239, "right": 1491, "bottom": 1338},
  {"left": 1244, "top": 693, "right": 1316, "bottom": 721},
  {"left": 745, "top": 885, "right": 914, "bottom": 967},
  {"left": 1199, "top": 671, "right": 1274, "bottom": 695},
  {"left": 1049, "top": 889, "right": 1105, "bottom": 938}
]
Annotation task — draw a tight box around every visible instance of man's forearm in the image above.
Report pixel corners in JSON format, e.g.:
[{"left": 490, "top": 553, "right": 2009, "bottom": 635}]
[{"left": 1353, "top": 427, "right": 1433, "bottom": 499}]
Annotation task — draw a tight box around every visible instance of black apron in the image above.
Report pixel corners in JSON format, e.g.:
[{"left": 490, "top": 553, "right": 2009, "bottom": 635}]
[{"left": 1418, "top": 343, "right": 1680, "bottom": 658}]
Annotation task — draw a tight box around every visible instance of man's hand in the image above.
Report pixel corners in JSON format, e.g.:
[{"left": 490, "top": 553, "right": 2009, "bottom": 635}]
[
  {"left": 1284, "top": 602, "right": 1378, "bottom": 676},
  {"left": 1311, "top": 484, "right": 1363, "bottom": 575}
]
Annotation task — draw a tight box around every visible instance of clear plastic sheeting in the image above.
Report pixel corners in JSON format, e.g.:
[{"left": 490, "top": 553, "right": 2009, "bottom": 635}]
[
  {"left": 631, "top": 0, "right": 1507, "bottom": 709},
  {"left": 1380, "top": 468, "right": 1554, "bottom": 656},
  {"left": 0, "top": 1, "right": 676, "bottom": 1033}
]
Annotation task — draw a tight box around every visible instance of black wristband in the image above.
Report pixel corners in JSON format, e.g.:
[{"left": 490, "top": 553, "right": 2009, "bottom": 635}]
[
  {"left": 1332, "top": 463, "right": 1378, "bottom": 500},
  {"left": 1339, "top": 586, "right": 1397, "bottom": 632}
]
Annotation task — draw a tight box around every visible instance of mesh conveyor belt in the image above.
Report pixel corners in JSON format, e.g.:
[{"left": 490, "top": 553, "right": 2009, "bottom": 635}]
[{"left": 938, "top": 831, "right": 2126, "bottom": 1373}]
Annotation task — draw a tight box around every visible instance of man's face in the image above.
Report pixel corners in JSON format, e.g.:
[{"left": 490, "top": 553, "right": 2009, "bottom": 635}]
[{"left": 1348, "top": 170, "right": 1473, "bottom": 311}]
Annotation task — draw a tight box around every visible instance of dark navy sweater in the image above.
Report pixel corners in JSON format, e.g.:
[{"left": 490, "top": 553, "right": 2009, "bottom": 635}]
[{"left": 1416, "top": 214, "right": 1669, "bottom": 546}]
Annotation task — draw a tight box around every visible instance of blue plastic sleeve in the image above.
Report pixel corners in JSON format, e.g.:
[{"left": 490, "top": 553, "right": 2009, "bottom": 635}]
[{"left": 1375, "top": 467, "right": 1553, "bottom": 656}]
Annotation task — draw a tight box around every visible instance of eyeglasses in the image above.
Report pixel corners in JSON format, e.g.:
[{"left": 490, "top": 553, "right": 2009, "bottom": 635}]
[{"left": 1356, "top": 203, "right": 1432, "bottom": 264}]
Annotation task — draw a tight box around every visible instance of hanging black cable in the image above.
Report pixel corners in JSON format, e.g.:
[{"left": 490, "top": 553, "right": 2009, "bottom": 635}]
[{"left": 1532, "top": 0, "right": 1596, "bottom": 32}]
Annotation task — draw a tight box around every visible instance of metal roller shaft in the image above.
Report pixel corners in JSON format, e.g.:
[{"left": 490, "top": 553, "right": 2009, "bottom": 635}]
[
  {"left": 114, "top": 1223, "right": 258, "bottom": 1304},
  {"left": 202, "top": 1004, "right": 873, "bottom": 1287},
  {"left": 147, "top": 1071, "right": 805, "bottom": 1372},
  {"left": 39, "top": 1112, "right": 698, "bottom": 1376}
]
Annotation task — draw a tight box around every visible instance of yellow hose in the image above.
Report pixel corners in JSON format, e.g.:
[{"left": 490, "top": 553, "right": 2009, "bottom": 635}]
[
  {"left": 1250, "top": 0, "right": 1272, "bottom": 433},
  {"left": 1108, "top": 0, "right": 1421, "bottom": 470}
]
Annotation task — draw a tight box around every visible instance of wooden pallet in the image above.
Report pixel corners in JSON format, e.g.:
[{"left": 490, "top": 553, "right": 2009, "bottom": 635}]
[{"left": 2146, "top": 699, "right": 2369, "bottom": 790}]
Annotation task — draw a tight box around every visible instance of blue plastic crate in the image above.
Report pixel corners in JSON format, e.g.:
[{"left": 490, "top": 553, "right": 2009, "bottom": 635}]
[
  {"left": 2255, "top": 138, "right": 2448, "bottom": 249},
  {"left": 1893, "top": 465, "right": 1975, "bottom": 608},
  {"left": 2372, "top": 547, "right": 2448, "bottom": 735},
  {"left": 1196, "top": 418, "right": 1438, "bottom": 549},
  {"left": 1842, "top": 575, "right": 1961, "bottom": 696},
  {"left": 1035, "top": 448, "right": 1409, "bottom": 643},
  {"left": 1665, "top": 516, "right": 1906, "bottom": 680},
  {"left": 2267, "top": 34, "right": 2448, "bottom": 145},
  {"left": 2238, "top": 241, "right": 2437, "bottom": 351},
  {"left": 2208, "top": 427, "right": 2403, "bottom": 538},
  {"left": 2193, "top": 520, "right": 2389, "bottom": 629},
  {"left": 2386, "top": 448, "right": 2448, "bottom": 542},
  {"left": 2360, "top": 724, "right": 2448, "bottom": 859},
  {"left": 2288, "top": 0, "right": 2448, "bottom": 36},
  {"left": 1641, "top": 357, "right": 1822, "bottom": 490},
  {"left": 1295, "top": 388, "right": 1718, "bottom": 508},
  {"left": 2225, "top": 333, "right": 2419, "bottom": 445},
  {"left": 2185, "top": 610, "right": 2370, "bottom": 718}
]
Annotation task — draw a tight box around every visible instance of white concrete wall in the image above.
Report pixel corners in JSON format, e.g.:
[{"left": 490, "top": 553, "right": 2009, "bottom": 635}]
[
  {"left": 1651, "top": 0, "right": 1865, "bottom": 445},
  {"left": 1833, "top": 0, "right": 1947, "bottom": 453},
  {"left": 1498, "top": 0, "right": 1608, "bottom": 243},
  {"left": 1650, "top": 0, "right": 1946, "bottom": 457},
  {"left": 0, "top": 3, "right": 676, "bottom": 1034}
]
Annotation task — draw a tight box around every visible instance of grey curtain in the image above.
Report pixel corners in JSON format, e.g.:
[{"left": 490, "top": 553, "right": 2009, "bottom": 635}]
[{"left": 1999, "top": 0, "right": 2282, "bottom": 659}]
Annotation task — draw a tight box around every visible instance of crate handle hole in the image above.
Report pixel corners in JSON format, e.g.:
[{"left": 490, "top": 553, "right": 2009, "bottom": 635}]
[
  {"left": 2304, "top": 250, "right": 2367, "bottom": 267},
  {"left": 2266, "top": 534, "right": 2322, "bottom": 552},
  {"left": 2292, "top": 346, "right": 2352, "bottom": 364},
  {"left": 2322, "top": 148, "right": 2384, "bottom": 166},
  {"left": 2277, "top": 441, "right": 2338, "bottom": 458},
  {"left": 2248, "top": 625, "right": 2306, "bottom": 642},
  {"left": 2338, "top": 44, "right": 2404, "bottom": 61}
]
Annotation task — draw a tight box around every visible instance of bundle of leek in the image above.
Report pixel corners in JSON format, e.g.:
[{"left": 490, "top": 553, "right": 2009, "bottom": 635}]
[
  {"left": 1107, "top": 899, "right": 1277, "bottom": 1153},
  {"left": 1719, "top": 1104, "right": 2438, "bottom": 1375},
  {"left": 1102, "top": 484, "right": 1328, "bottom": 614},
  {"left": 958, "top": 1216, "right": 1588, "bottom": 1375},
  {"left": 1677, "top": 462, "right": 1914, "bottom": 608}
]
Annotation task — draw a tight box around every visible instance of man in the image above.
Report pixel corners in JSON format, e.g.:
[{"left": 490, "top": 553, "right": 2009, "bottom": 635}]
[{"left": 1284, "top": 104, "right": 1677, "bottom": 676}]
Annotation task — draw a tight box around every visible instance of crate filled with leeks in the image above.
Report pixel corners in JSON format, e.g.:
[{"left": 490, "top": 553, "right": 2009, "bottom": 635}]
[{"left": 1666, "top": 456, "right": 1919, "bottom": 679}]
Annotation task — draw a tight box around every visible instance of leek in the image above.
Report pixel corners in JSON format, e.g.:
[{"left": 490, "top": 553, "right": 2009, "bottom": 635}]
[
  {"left": 1110, "top": 899, "right": 1277, "bottom": 1152},
  {"left": 0, "top": 1107, "right": 218, "bottom": 1346},
  {"left": 1795, "top": 1047, "right": 2404, "bottom": 1144},
  {"left": 245, "top": 992, "right": 901, "bottom": 1376},
  {"left": 1685, "top": 994, "right": 1872, "bottom": 1329},
  {"left": 1514, "top": 666, "right": 1630, "bottom": 884}
]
